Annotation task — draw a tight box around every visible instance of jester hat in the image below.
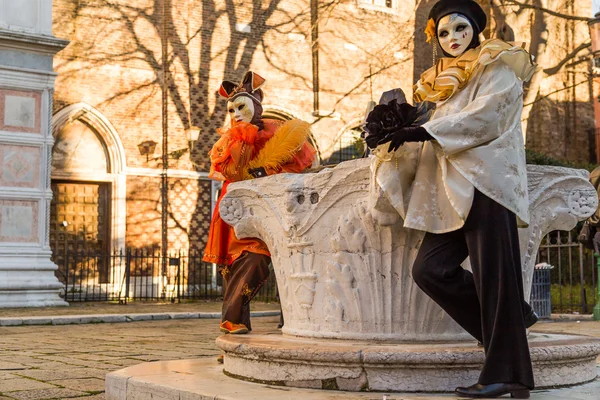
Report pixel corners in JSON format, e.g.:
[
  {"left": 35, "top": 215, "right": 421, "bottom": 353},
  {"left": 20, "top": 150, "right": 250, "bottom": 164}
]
[{"left": 218, "top": 71, "right": 266, "bottom": 129}]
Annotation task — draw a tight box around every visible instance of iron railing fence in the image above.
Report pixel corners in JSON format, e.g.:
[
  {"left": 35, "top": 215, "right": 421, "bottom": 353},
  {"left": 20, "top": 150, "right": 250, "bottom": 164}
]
[
  {"left": 52, "top": 229, "right": 598, "bottom": 314},
  {"left": 52, "top": 248, "right": 278, "bottom": 303},
  {"left": 536, "top": 230, "right": 598, "bottom": 314}
]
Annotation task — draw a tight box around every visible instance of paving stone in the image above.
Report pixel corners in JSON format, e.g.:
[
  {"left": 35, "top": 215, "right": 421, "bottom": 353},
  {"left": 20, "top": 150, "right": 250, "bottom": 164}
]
[
  {"left": 93, "top": 315, "right": 127, "bottom": 324},
  {"left": 0, "top": 371, "right": 20, "bottom": 380},
  {"left": 8, "top": 388, "right": 87, "bottom": 400},
  {"left": 16, "top": 368, "right": 107, "bottom": 381},
  {"left": 168, "top": 312, "right": 199, "bottom": 319},
  {"left": 0, "top": 357, "right": 43, "bottom": 366},
  {"left": 150, "top": 313, "right": 170, "bottom": 320},
  {"left": 68, "top": 354, "right": 114, "bottom": 362},
  {"left": 22, "top": 318, "right": 52, "bottom": 326},
  {"left": 0, "top": 377, "right": 56, "bottom": 391},
  {"left": 102, "top": 358, "right": 146, "bottom": 367},
  {"left": 30, "top": 355, "right": 77, "bottom": 364},
  {"left": 48, "top": 377, "right": 105, "bottom": 392},
  {"left": 124, "top": 314, "right": 153, "bottom": 322},
  {"left": 198, "top": 312, "right": 221, "bottom": 319},
  {"left": 77, "top": 395, "right": 105, "bottom": 400},
  {"left": 24, "top": 362, "right": 76, "bottom": 370},
  {"left": 0, "top": 319, "right": 23, "bottom": 327},
  {"left": 51, "top": 317, "right": 82, "bottom": 325},
  {"left": 93, "top": 351, "right": 147, "bottom": 358},
  {"left": 0, "top": 362, "right": 28, "bottom": 371}
]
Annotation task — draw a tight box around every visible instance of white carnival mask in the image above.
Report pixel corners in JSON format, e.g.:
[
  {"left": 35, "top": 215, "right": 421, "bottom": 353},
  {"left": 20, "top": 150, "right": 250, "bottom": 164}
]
[
  {"left": 437, "top": 13, "right": 474, "bottom": 58},
  {"left": 227, "top": 95, "right": 255, "bottom": 124}
]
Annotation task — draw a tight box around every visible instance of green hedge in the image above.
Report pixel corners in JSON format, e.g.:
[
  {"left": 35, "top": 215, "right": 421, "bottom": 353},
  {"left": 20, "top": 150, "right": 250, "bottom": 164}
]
[
  {"left": 550, "top": 283, "right": 597, "bottom": 314},
  {"left": 525, "top": 149, "right": 596, "bottom": 172}
]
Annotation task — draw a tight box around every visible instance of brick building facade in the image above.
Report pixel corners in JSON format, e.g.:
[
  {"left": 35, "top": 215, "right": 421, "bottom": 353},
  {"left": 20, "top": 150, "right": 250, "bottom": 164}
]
[{"left": 50, "top": 0, "right": 595, "bottom": 257}]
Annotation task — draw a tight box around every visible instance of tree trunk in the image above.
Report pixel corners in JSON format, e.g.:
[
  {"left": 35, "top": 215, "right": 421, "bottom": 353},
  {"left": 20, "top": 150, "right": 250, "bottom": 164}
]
[{"left": 521, "top": 0, "right": 549, "bottom": 143}]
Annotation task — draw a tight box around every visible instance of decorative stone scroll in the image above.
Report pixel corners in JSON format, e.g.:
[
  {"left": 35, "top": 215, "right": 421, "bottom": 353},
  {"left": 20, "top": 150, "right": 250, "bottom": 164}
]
[{"left": 221, "top": 158, "right": 597, "bottom": 341}]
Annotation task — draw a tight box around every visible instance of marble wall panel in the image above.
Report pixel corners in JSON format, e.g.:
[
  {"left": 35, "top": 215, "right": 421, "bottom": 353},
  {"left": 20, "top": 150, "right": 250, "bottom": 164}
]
[
  {"left": 0, "top": 89, "right": 41, "bottom": 134},
  {"left": 0, "top": 200, "right": 39, "bottom": 243},
  {"left": 0, "top": 144, "right": 40, "bottom": 188},
  {"left": 1, "top": 0, "right": 39, "bottom": 31}
]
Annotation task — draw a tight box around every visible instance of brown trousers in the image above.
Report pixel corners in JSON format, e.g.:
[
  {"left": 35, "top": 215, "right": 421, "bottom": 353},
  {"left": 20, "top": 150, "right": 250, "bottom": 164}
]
[{"left": 220, "top": 251, "right": 270, "bottom": 330}]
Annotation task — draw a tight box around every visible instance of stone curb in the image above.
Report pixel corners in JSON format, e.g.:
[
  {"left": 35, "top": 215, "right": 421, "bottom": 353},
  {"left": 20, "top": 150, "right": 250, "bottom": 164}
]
[
  {"left": 551, "top": 313, "right": 594, "bottom": 321},
  {"left": 0, "top": 310, "right": 280, "bottom": 327}
]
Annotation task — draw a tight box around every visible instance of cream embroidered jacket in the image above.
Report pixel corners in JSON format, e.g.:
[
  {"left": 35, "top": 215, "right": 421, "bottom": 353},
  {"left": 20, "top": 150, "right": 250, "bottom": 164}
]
[{"left": 371, "top": 59, "right": 530, "bottom": 233}]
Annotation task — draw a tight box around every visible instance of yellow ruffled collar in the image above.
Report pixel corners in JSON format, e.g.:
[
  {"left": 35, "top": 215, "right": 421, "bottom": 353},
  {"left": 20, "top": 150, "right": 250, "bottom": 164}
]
[{"left": 413, "top": 39, "right": 537, "bottom": 104}]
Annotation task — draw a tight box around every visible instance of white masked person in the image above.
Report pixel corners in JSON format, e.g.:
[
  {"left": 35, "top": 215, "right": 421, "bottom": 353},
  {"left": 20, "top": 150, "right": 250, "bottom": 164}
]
[
  {"left": 365, "top": 1, "right": 538, "bottom": 398},
  {"left": 203, "top": 71, "right": 316, "bottom": 335}
]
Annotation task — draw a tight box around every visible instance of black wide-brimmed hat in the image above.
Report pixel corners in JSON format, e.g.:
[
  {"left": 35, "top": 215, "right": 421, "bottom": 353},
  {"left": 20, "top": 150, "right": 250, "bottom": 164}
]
[{"left": 428, "top": 0, "right": 487, "bottom": 34}]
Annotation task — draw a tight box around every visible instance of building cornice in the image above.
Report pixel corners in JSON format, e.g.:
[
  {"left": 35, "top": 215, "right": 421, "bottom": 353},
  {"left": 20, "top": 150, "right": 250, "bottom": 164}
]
[{"left": 0, "top": 29, "right": 69, "bottom": 56}]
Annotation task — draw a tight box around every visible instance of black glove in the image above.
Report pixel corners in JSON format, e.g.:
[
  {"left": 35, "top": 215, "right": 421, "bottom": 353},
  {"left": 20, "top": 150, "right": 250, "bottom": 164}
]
[
  {"left": 248, "top": 167, "right": 267, "bottom": 178},
  {"left": 365, "top": 131, "right": 383, "bottom": 149},
  {"left": 377, "top": 126, "right": 433, "bottom": 153}
]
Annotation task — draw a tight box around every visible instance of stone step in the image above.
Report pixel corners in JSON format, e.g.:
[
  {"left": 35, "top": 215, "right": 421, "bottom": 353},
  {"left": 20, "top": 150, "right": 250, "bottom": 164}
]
[
  {"left": 216, "top": 331, "right": 600, "bottom": 392},
  {"left": 105, "top": 357, "right": 600, "bottom": 400}
]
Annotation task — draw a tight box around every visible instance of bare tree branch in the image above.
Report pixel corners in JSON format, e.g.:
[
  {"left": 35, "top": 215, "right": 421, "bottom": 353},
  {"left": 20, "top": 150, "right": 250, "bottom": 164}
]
[
  {"left": 523, "top": 77, "right": 592, "bottom": 107},
  {"left": 504, "top": 0, "right": 590, "bottom": 22},
  {"left": 543, "top": 42, "right": 591, "bottom": 75}
]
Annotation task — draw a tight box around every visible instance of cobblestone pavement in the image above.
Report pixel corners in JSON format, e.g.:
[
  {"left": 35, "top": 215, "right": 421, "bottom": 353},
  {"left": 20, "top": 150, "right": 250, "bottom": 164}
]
[
  {"left": 0, "top": 303, "right": 281, "bottom": 400},
  {"left": 0, "top": 307, "right": 597, "bottom": 399}
]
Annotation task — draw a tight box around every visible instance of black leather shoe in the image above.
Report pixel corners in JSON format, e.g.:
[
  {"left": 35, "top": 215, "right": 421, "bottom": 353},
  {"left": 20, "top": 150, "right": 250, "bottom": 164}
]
[{"left": 455, "top": 382, "right": 530, "bottom": 398}]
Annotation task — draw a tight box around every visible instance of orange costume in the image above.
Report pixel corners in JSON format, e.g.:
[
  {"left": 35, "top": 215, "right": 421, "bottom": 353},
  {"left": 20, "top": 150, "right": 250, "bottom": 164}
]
[
  {"left": 203, "top": 119, "right": 316, "bottom": 265},
  {"left": 203, "top": 71, "right": 316, "bottom": 333}
]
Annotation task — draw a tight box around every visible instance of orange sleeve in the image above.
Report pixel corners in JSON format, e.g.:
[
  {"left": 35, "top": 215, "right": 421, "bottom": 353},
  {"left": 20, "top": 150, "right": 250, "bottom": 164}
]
[{"left": 208, "top": 122, "right": 260, "bottom": 182}]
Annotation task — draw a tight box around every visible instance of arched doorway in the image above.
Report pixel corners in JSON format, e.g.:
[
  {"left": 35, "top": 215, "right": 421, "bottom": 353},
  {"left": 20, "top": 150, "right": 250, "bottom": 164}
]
[{"left": 50, "top": 103, "right": 126, "bottom": 291}]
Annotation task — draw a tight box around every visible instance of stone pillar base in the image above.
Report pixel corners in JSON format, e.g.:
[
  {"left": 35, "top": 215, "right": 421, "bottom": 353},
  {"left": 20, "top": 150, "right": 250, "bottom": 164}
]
[
  {"left": 217, "top": 332, "right": 600, "bottom": 392},
  {"left": 0, "top": 254, "right": 66, "bottom": 308}
]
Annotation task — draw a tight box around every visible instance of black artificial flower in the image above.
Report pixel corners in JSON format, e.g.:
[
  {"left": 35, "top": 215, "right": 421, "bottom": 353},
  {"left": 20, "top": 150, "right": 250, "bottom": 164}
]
[{"left": 363, "top": 99, "right": 419, "bottom": 148}]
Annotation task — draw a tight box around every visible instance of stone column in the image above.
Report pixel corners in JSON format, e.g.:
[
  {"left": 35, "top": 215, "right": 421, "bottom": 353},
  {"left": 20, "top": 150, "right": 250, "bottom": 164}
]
[{"left": 0, "top": 0, "right": 68, "bottom": 306}]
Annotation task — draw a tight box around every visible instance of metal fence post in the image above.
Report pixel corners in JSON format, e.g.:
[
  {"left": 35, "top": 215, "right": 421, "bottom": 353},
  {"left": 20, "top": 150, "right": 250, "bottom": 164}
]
[
  {"left": 125, "top": 249, "right": 131, "bottom": 305},
  {"left": 64, "top": 249, "right": 70, "bottom": 301},
  {"left": 595, "top": 253, "right": 600, "bottom": 321},
  {"left": 176, "top": 251, "right": 181, "bottom": 303}
]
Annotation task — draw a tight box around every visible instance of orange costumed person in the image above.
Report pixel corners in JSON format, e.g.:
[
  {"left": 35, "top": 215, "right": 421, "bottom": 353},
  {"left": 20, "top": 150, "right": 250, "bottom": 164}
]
[{"left": 203, "top": 71, "right": 316, "bottom": 334}]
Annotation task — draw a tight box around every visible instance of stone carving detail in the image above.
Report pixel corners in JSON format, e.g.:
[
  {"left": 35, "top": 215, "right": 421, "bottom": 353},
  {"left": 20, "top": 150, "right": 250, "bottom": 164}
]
[
  {"left": 518, "top": 165, "right": 597, "bottom": 302},
  {"left": 219, "top": 197, "right": 244, "bottom": 224},
  {"left": 222, "top": 159, "right": 596, "bottom": 341}
]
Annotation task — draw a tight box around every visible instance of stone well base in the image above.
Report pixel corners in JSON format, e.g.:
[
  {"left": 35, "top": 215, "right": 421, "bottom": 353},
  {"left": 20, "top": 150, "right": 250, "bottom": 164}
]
[
  {"left": 105, "top": 358, "right": 600, "bottom": 400},
  {"left": 216, "top": 332, "right": 600, "bottom": 392}
]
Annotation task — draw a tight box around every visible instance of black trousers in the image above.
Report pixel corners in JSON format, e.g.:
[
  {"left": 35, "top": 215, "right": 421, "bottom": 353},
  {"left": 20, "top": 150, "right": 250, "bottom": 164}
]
[{"left": 412, "top": 190, "right": 534, "bottom": 389}]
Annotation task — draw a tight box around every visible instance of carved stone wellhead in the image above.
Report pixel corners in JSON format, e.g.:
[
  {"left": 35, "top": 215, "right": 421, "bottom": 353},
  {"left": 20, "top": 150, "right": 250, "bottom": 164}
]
[{"left": 220, "top": 159, "right": 597, "bottom": 341}]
